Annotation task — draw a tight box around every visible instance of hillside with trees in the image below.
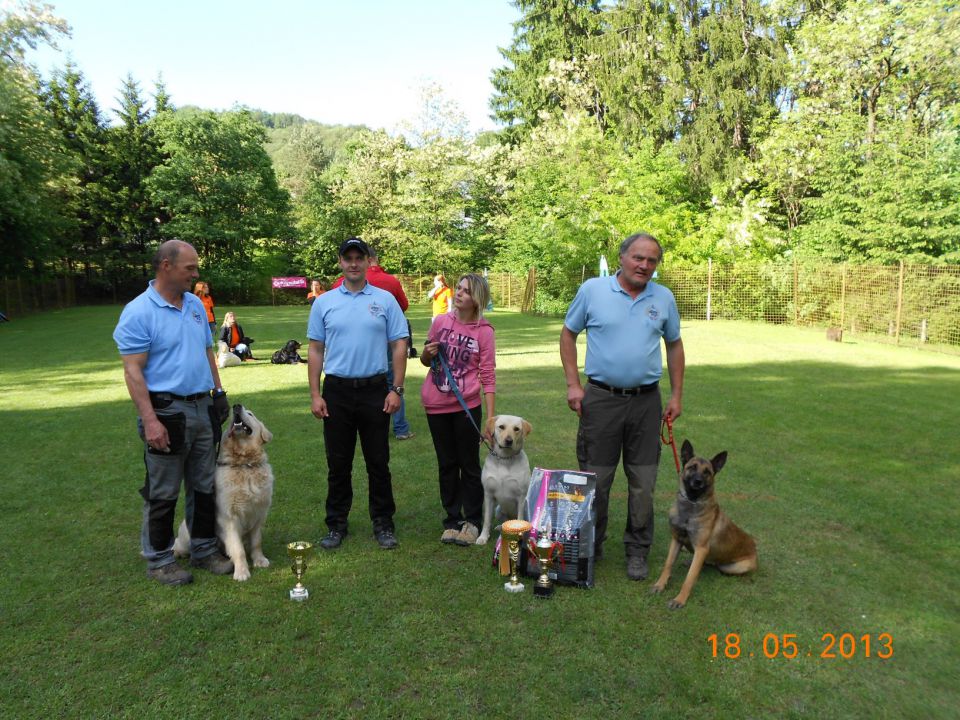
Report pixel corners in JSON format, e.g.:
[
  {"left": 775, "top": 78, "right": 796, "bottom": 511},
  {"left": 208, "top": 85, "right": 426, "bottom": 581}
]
[{"left": 2, "top": 0, "right": 957, "bottom": 308}]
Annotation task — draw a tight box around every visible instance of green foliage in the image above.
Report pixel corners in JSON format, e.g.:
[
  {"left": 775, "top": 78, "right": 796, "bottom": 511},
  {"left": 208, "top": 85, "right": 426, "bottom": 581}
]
[
  {"left": 594, "top": 0, "right": 788, "bottom": 186},
  {"left": 498, "top": 113, "right": 708, "bottom": 307},
  {"left": 147, "top": 107, "right": 294, "bottom": 264},
  {"left": 490, "top": 0, "right": 603, "bottom": 136},
  {"left": 0, "top": 62, "right": 68, "bottom": 275}
]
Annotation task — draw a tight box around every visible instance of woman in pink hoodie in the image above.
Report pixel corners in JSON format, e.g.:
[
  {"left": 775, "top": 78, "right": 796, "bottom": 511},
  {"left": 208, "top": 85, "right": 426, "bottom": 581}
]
[{"left": 420, "top": 273, "right": 496, "bottom": 547}]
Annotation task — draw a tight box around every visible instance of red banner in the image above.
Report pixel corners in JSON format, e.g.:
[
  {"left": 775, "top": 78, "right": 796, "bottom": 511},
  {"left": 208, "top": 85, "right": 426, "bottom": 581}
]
[{"left": 272, "top": 276, "right": 307, "bottom": 289}]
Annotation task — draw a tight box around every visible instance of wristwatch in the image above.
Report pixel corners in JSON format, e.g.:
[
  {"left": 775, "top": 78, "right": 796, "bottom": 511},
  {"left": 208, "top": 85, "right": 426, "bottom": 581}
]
[
  {"left": 211, "top": 387, "right": 226, "bottom": 398},
  {"left": 391, "top": 385, "right": 405, "bottom": 396}
]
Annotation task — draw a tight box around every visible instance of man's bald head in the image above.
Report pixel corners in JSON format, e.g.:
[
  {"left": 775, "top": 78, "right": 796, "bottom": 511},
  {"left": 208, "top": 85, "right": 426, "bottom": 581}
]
[{"left": 152, "top": 240, "right": 195, "bottom": 272}]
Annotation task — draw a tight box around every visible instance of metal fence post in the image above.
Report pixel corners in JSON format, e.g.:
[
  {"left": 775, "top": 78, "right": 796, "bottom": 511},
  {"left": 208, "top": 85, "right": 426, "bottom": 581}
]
[
  {"left": 793, "top": 258, "right": 799, "bottom": 325},
  {"left": 895, "top": 261, "right": 905, "bottom": 344},
  {"left": 707, "top": 258, "right": 713, "bottom": 321}
]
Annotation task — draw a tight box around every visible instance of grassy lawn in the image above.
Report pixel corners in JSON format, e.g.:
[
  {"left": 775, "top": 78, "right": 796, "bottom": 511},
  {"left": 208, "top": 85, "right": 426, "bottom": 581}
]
[{"left": 1, "top": 304, "right": 958, "bottom": 719}]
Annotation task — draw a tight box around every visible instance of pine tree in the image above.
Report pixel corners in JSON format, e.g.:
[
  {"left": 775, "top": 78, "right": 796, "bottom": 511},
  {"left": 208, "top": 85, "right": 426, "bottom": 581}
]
[{"left": 490, "top": 0, "right": 603, "bottom": 139}]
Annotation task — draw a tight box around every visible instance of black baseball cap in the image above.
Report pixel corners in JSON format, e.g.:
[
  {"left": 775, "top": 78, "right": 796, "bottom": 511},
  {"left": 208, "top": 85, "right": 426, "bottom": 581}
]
[{"left": 339, "top": 237, "right": 370, "bottom": 257}]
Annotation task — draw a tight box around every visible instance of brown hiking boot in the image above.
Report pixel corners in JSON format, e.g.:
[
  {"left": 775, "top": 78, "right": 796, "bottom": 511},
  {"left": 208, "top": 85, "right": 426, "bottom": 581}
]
[
  {"left": 190, "top": 551, "right": 234, "bottom": 575},
  {"left": 147, "top": 562, "right": 193, "bottom": 586}
]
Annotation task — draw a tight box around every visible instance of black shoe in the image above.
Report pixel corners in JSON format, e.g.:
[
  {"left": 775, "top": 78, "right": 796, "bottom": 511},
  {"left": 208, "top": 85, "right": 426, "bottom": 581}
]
[
  {"left": 320, "top": 530, "right": 345, "bottom": 550},
  {"left": 626, "top": 555, "right": 648, "bottom": 581},
  {"left": 374, "top": 528, "right": 398, "bottom": 550}
]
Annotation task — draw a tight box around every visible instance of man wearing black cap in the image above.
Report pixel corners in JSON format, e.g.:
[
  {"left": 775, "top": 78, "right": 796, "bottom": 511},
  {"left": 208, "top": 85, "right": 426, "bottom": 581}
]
[{"left": 307, "top": 237, "right": 410, "bottom": 550}]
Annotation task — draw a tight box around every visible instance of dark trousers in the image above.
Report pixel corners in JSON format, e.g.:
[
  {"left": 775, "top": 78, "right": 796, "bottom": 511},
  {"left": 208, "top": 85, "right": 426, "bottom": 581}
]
[
  {"left": 322, "top": 378, "right": 396, "bottom": 533},
  {"left": 426, "top": 407, "right": 484, "bottom": 530},
  {"left": 576, "top": 384, "right": 662, "bottom": 557}
]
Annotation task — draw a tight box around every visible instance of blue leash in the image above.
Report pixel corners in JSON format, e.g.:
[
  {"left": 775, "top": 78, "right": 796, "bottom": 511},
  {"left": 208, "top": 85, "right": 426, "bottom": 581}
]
[{"left": 432, "top": 345, "right": 492, "bottom": 451}]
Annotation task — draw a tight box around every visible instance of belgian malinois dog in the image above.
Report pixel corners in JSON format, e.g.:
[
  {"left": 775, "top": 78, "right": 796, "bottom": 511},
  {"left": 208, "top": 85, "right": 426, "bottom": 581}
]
[{"left": 650, "top": 439, "right": 757, "bottom": 609}]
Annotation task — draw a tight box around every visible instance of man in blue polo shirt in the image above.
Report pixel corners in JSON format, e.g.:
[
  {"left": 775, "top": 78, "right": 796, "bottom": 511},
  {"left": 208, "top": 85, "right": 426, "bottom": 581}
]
[
  {"left": 307, "top": 237, "right": 409, "bottom": 550},
  {"left": 560, "top": 232, "right": 685, "bottom": 581},
  {"left": 113, "top": 240, "right": 233, "bottom": 586}
]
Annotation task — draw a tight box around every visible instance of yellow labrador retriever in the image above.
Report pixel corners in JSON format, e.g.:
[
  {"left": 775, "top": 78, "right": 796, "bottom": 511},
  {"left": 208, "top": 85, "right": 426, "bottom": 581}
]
[
  {"left": 174, "top": 404, "right": 274, "bottom": 581},
  {"left": 476, "top": 414, "right": 532, "bottom": 545}
]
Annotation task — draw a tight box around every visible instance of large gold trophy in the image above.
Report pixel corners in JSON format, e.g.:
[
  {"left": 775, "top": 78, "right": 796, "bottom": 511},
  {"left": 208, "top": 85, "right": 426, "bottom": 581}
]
[
  {"left": 287, "top": 541, "right": 313, "bottom": 601},
  {"left": 501, "top": 520, "right": 532, "bottom": 593}
]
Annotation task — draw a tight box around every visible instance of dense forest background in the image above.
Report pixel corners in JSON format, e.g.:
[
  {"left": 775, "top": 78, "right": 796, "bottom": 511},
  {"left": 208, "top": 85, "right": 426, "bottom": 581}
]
[{"left": 2, "top": 0, "right": 958, "bottom": 306}]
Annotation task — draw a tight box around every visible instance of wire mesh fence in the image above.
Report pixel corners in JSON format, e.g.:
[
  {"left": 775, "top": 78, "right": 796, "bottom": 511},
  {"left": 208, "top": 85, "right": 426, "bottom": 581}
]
[
  {"left": 5, "top": 262, "right": 958, "bottom": 354},
  {"left": 660, "top": 260, "right": 960, "bottom": 353}
]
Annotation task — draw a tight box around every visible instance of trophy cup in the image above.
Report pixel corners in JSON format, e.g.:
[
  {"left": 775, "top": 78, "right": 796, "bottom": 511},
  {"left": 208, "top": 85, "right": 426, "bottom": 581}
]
[
  {"left": 501, "top": 519, "right": 532, "bottom": 593},
  {"left": 287, "top": 541, "right": 313, "bottom": 601},
  {"left": 533, "top": 535, "right": 558, "bottom": 599}
]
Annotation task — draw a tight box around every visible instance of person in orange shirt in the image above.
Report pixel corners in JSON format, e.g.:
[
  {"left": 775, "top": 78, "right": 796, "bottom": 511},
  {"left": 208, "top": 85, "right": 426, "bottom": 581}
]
[
  {"left": 428, "top": 274, "right": 453, "bottom": 317},
  {"left": 194, "top": 281, "right": 216, "bottom": 337},
  {"left": 307, "top": 279, "right": 325, "bottom": 304},
  {"left": 219, "top": 311, "right": 254, "bottom": 360}
]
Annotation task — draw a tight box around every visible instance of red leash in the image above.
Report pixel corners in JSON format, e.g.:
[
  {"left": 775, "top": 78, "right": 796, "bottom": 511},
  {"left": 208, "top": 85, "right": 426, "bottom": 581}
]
[{"left": 661, "top": 416, "right": 680, "bottom": 473}]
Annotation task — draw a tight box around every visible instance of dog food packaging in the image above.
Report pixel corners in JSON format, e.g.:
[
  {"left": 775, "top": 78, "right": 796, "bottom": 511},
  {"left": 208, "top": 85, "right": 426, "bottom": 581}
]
[{"left": 522, "top": 467, "right": 597, "bottom": 588}]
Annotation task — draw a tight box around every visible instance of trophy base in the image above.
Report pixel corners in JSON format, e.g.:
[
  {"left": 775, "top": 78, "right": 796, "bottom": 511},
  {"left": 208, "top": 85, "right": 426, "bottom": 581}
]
[
  {"left": 533, "top": 583, "right": 554, "bottom": 599},
  {"left": 289, "top": 587, "right": 309, "bottom": 601},
  {"left": 504, "top": 581, "right": 525, "bottom": 593}
]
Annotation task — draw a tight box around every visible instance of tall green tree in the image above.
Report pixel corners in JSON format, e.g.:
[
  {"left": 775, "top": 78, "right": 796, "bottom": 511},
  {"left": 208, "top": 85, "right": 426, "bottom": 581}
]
[
  {"left": 147, "top": 108, "right": 293, "bottom": 265},
  {"left": 593, "top": 0, "right": 788, "bottom": 185},
  {"left": 104, "top": 74, "right": 165, "bottom": 273},
  {"left": 769, "top": 0, "right": 960, "bottom": 261},
  {"left": 0, "top": 1, "right": 69, "bottom": 278},
  {"left": 490, "top": 0, "right": 603, "bottom": 138},
  {"left": 40, "top": 62, "right": 112, "bottom": 283}
]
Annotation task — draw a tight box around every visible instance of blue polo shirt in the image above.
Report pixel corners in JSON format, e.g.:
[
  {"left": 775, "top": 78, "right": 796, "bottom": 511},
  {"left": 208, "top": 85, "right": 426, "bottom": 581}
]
[
  {"left": 564, "top": 273, "right": 681, "bottom": 388},
  {"left": 113, "top": 281, "right": 214, "bottom": 395},
  {"left": 307, "top": 282, "right": 408, "bottom": 378}
]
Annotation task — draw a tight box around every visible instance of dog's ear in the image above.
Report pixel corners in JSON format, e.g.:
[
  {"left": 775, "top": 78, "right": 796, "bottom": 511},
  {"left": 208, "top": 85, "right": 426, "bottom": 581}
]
[
  {"left": 710, "top": 451, "right": 727, "bottom": 474},
  {"left": 485, "top": 415, "right": 497, "bottom": 437},
  {"left": 681, "top": 439, "right": 694, "bottom": 465},
  {"left": 259, "top": 422, "right": 273, "bottom": 445},
  {"left": 521, "top": 420, "right": 532, "bottom": 437}
]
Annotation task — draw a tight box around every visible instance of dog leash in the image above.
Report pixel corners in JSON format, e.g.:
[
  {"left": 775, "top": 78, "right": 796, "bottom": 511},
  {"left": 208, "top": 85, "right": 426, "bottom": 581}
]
[
  {"left": 432, "top": 345, "right": 493, "bottom": 451},
  {"left": 661, "top": 416, "right": 681, "bottom": 473}
]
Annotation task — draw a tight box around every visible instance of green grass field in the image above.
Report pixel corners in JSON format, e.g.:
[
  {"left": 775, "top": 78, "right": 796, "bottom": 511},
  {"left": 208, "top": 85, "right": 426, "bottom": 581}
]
[{"left": 1, "top": 305, "right": 958, "bottom": 719}]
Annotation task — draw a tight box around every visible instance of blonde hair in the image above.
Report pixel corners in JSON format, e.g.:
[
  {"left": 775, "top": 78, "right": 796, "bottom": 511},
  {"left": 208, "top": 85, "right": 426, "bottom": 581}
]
[
  {"left": 434, "top": 273, "right": 447, "bottom": 286},
  {"left": 457, "top": 273, "right": 490, "bottom": 319},
  {"left": 222, "top": 311, "right": 236, "bottom": 327}
]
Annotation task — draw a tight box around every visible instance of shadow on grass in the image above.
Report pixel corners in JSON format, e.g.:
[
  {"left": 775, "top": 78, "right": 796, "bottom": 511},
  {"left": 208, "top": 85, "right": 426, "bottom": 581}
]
[{"left": 2, "top": 307, "right": 959, "bottom": 717}]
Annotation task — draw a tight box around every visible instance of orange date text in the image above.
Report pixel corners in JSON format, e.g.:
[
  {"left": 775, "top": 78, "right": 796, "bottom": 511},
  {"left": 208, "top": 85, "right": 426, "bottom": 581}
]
[{"left": 707, "top": 632, "right": 894, "bottom": 660}]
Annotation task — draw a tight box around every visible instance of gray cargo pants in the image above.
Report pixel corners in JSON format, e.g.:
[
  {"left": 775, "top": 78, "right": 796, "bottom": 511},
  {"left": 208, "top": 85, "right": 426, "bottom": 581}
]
[{"left": 576, "top": 383, "right": 662, "bottom": 558}]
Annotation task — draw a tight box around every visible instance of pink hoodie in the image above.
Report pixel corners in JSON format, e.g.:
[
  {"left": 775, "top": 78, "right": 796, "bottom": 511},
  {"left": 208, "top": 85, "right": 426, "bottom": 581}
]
[{"left": 421, "top": 312, "right": 496, "bottom": 414}]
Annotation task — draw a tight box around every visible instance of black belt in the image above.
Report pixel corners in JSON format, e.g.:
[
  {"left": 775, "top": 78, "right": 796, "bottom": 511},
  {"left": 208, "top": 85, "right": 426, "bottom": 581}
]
[
  {"left": 324, "top": 373, "right": 387, "bottom": 389},
  {"left": 588, "top": 378, "right": 658, "bottom": 396},
  {"left": 150, "top": 391, "right": 208, "bottom": 403}
]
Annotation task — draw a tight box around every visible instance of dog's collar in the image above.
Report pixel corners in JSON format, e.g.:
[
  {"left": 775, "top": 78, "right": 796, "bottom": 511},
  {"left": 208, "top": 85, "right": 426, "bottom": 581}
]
[
  {"left": 216, "top": 460, "right": 263, "bottom": 469},
  {"left": 487, "top": 447, "right": 518, "bottom": 460}
]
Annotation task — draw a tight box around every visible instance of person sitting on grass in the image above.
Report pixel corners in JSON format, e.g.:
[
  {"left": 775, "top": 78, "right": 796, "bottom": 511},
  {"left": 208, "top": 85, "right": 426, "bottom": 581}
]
[{"left": 219, "top": 311, "right": 255, "bottom": 360}]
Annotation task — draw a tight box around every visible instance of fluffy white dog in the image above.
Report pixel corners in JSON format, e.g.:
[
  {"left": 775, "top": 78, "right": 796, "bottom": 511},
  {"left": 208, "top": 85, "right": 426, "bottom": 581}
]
[{"left": 174, "top": 404, "right": 274, "bottom": 580}]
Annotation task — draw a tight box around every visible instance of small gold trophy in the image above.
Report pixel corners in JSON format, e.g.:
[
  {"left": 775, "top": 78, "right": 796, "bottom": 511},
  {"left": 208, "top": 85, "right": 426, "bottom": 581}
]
[
  {"left": 533, "top": 536, "right": 558, "bottom": 599},
  {"left": 287, "top": 541, "right": 313, "bottom": 601},
  {"left": 501, "top": 519, "right": 532, "bottom": 593}
]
